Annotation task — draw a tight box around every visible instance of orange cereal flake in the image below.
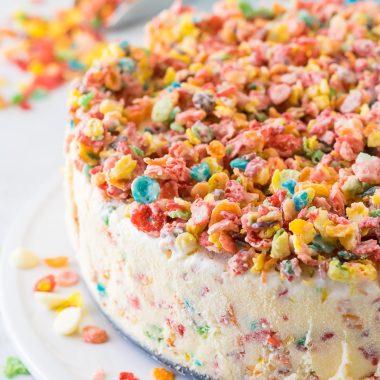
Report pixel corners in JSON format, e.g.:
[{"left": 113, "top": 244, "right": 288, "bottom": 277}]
[
  {"left": 43, "top": 256, "right": 69, "bottom": 268},
  {"left": 152, "top": 368, "right": 175, "bottom": 380}
]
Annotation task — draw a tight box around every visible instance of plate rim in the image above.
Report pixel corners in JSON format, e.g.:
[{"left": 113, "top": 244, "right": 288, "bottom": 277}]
[{"left": 0, "top": 174, "right": 71, "bottom": 380}]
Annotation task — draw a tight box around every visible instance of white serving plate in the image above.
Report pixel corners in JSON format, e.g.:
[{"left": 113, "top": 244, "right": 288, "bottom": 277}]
[{"left": 0, "top": 176, "right": 188, "bottom": 380}]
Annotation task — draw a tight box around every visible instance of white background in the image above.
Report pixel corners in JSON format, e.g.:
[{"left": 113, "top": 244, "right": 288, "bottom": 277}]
[{"left": 0, "top": 0, "right": 212, "bottom": 379}]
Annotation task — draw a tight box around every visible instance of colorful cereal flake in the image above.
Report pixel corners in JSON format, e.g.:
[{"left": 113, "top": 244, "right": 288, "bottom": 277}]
[
  {"left": 119, "top": 372, "right": 139, "bottom": 380},
  {"left": 82, "top": 325, "right": 109, "bottom": 344},
  {"left": 152, "top": 367, "right": 175, "bottom": 380},
  {"left": 3, "top": 356, "right": 30, "bottom": 379}
]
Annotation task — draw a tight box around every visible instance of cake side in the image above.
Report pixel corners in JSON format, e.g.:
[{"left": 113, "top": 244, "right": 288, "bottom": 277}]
[{"left": 65, "top": 156, "right": 380, "bottom": 380}]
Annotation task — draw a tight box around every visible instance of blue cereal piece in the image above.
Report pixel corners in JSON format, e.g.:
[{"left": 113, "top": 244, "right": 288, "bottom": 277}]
[
  {"left": 119, "top": 57, "right": 136, "bottom": 73},
  {"left": 131, "top": 176, "right": 161, "bottom": 204},
  {"left": 293, "top": 191, "right": 309, "bottom": 211},
  {"left": 166, "top": 81, "right": 181, "bottom": 91},
  {"left": 68, "top": 59, "right": 85, "bottom": 71},
  {"left": 119, "top": 40, "right": 130, "bottom": 53},
  {"left": 230, "top": 158, "right": 249, "bottom": 170},
  {"left": 190, "top": 162, "right": 211, "bottom": 182},
  {"left": 282, "top": 179, "right": 297, "bottom": 195},
  {"left": 97, "top": 283, "right": 106, "bottom": 296}
]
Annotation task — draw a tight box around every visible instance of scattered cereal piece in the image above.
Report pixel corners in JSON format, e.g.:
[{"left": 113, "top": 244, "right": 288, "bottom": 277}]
[
  {"left": 82, "top": 326, "right": 109, "bottom": 344},
  {"left": 53, "top": 306, "right": 82, "bottom": 336},
  {"left": 92, "top": 369, "right": 106, "bottom": 380},
  {"left": 43, "top": 256, "right": 69, "bottom": 268},
  {"left": 119, "top": 372, "right": 139, "bottom": 380},
  {"left": 34, "top": 291, "right": 66, "bottom": 310},
  {"left": 56, "top": 270, "right": 79, "bottom": 287},
  {"left": 152, "top": 367, "right": 175, "bottom": 380},
  {"left": 10, "top": 247, "right": 39, "bottom": 269},
  {"left": 34, "top": 274, "right": 56, "bottom": 292},
  {"left": 3, "top": 356, "right": 30, "bottom": 378},
  {"left": 53, "top": 290, "right": 83, "bottom": 312}
]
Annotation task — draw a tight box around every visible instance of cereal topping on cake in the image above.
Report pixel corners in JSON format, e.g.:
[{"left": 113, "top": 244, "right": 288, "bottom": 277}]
[{"left": 67, "top": 0, "right": 380, "bottom": 281}]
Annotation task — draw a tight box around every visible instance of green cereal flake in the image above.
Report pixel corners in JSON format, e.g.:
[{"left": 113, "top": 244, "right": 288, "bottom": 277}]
[
  {"left": 295, "top": 335, "right": 307, "bottom": 349},
  {"left": 283, "top": 260, "right": 295, "bottom": 275},
  {"left": 311, "top": 150, "right": 324, "bottom": 164},
  {"left": 170, "top": 122, "right": 185, "bottom": 132},
  {"left": 369, "top": 209, "right": 380, "bottom": 217},
  {"left": 11, "top": 93, "right": 23, "bottom": 105},
  {"left": 83, "top": 164, "right": 93, "bottom": 179},
  {"left": 101, "top": 204, "right": 116, "bottom": 226},
  {"left": 130, "top": 145, "right": 144, "bottom": 157},
  {"left": 78, "top": 92, "right": 94, "bottom": 108},
  {"left": 255, "top": 112, "right": 267, "bottom": 122},
  {"left": 238, "top": 0, "right": 274, "bottom": 19},
  {"left": 196, "top": 325, "right": 210, "bottom": 338},
  {"left": 298, "top": 10, "right": 317, "bottom": 28},
  {"left": 309, "top": 234, "right": 335, "bottom": 254},
  {"left": 337, "top": 250, "right": 358, "bottom": 261},
  {"left": 30, "top": 89, "right": 48, "bottom": 101},
  {"left": 169, "top": 106, "right": 181, "bottom": 122},
  {"left": 4, "top": 356, "right": 30, "bottom": 378},
  {"left": 90, "top": 16, "right": 102, "bottom": 29},
  {"left": 152, "top": 96, "right": 174, "bottom": 123},
  {"left": 168, "top": 210, "right": 191, "bottom": 220}
]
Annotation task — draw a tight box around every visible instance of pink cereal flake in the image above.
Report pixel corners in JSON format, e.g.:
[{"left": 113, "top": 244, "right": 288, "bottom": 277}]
[
  {"left": 268, "top": 84, "right": 292, "bottom": 105},
  {"left": 352, "top": 157, "right": 380, "bottom": 183},
  {"left": 56, "top": 270, "right": 79, "bottom": 287},
  {"left": 82, "top": 326, "right": 109, "bottom": 344},
  {"left": 92, "top": 369, "right": 106, "bottom": 380},
  {"left": 340, "top": 90, "right": 362, "bottom": 114}
]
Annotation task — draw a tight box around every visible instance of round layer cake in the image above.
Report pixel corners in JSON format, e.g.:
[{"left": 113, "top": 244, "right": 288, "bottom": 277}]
[{"left": 65, "top": 1, "right": 380, "bottom": 379}]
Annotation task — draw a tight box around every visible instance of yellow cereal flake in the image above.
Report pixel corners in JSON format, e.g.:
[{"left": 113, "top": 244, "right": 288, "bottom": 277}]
[
  {"left": 346, "top": 202, "right": 369, "bottom": 222},
  {"left": 270, "top": 229, "right": 291, "bottom": 259},
  {"left": 251, "top": 253, "right": 266, "bottom": 273},
  {"left": 207, "top": 140, "right": 226, "bottom": 158},
  {"left": 289, "top": 219, "right": 317, "bottom": 244},
  {"left": 325, "top": 223, "right": 358, "bottom": 250},
  {"left": 99, "top": 99, "right": 123, "bottom": 114},
  {"left": 208, "top": 172, "right": 229, "bottom": 191},
  {"left": 163, "top": 67, "right": 176, "bottom": 86},
  {"left": 328, "top": 259, "right": 377, "bottom": 282},
  {"left": 368, "top": 130, "right": 380, "bottom": 147},
  {"left": 53, "top": 291, "right": 83, "bottom": 313},
  {"left": 110, "top": 155, "right": 137, "bottom": 181},
  {"left": 175, "top": 232, "right": 198, "bottom": 255},
  {"left": 83, "top": 118, "right": 104, "bottom": 139}
]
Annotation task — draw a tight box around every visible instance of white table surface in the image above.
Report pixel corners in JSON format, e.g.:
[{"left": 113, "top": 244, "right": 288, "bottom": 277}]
[{"left": 0, "top": 0, "right": 213, "bottom": 378}]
